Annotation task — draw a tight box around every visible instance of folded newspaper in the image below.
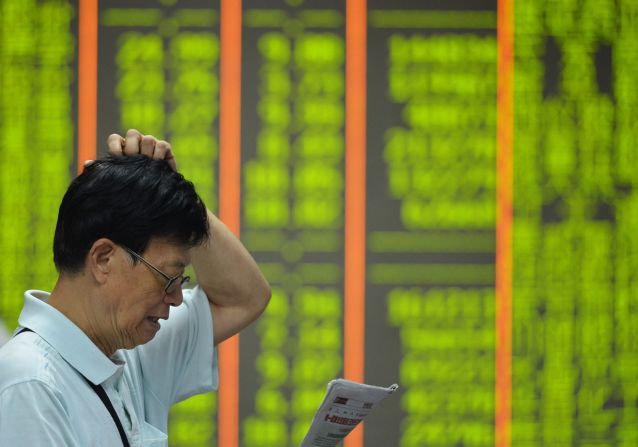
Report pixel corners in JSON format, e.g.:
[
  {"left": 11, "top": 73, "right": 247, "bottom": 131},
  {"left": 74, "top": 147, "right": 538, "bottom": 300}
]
[{"left": 300, "top": 379, "right": 399, "bottom": 447}]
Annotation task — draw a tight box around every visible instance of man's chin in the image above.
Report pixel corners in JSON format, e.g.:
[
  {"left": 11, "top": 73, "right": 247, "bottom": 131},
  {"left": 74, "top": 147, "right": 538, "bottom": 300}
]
[{"left": 131, "top": 320, "right": 162, "bottom": 347}]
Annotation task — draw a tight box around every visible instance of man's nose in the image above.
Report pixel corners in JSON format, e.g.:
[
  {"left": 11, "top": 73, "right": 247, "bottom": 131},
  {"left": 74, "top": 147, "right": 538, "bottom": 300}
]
[{"left": 164, "top": 287, "right": 184, "bottom": 307}]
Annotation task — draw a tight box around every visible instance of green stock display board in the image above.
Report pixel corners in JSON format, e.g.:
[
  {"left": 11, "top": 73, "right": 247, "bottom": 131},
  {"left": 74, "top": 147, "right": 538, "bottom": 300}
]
[
  {"left": 238, "top": 2, "right": 346, "bottom": 446},
  {"left": 365, "top": 2, "right": 497, "bottom": 445},
  {"left": 0, "top": 0, "right": 637, "bottom": 446}
]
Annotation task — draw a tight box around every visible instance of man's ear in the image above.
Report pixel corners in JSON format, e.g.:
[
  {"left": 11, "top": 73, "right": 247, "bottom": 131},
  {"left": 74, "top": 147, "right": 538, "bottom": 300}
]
[{"left": 87, "top": 238, "right": 118, "bottom": 284}]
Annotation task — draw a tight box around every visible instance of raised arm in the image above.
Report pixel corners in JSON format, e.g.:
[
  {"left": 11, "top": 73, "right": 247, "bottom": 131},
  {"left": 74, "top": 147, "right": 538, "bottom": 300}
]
[
  {"left": 191, "top": 210, "right": 271, "bottom": 345},
  {"left": 105, "top": 129, "right": 271, "bottom": 345}
]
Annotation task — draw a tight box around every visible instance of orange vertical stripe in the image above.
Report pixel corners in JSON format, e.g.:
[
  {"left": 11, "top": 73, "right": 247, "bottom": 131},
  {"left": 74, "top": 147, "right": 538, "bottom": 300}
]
[
  {"left": 218, "top": 0, "right": 241, "bottom": 446},
  {"left": 344, "top": 0, "right": 366, "bottom": 446},
  {"left": 496, "top": 1, "right": 514, "bottom": 447},
  {"left": 77, "top": 0, "right": 98, "bottom": 173}
]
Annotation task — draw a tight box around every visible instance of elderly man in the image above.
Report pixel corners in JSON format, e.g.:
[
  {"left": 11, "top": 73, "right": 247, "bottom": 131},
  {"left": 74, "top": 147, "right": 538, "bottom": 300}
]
[{"left": 0, "top": 130, "right": 271, "bottom": 446}]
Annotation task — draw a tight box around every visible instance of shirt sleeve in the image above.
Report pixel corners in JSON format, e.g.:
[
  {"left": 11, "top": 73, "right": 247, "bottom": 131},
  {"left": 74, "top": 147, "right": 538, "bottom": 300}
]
[
  {"left": 0, "top": 380, "right": 80, "bottom": 446},
  {"left": 134, "top": 285, "right": 218, "bottom": 406}
]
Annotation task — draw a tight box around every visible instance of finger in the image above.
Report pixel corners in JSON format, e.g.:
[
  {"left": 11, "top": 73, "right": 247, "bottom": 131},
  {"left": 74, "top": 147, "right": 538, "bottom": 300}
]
[
  {"left": 123, "top": 129, "right": 143, "bottom": 155},
  {"left": 153, "top": 140, "right": 169, "bottom": 160},
  {"left": 140, "top": 135, "right": 157, "bottom": 157},
  {"left": 153, "top": 140, "right": 177, "bottom": 171},
  {"left": 165, "top": 148, "right": 178, "bottom": 172},
  {"left": 106, "top": 134, "right": 125, "bottom": 156},
  {"left": 83, "top": 159, "right": 94, "bottom": 167}
]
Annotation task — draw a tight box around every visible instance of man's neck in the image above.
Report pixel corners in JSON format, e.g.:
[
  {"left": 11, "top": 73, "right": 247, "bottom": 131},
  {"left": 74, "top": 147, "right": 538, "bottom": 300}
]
[{"left": 48, "top": 277, "right": 118, "bottom": 357}]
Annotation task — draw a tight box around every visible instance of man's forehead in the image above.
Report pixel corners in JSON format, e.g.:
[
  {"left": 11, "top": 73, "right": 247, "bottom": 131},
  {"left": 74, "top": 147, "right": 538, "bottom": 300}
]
[
  {"left": 145, "top": 238, "right": 191, "bottom": 265},
  {"left": 165, "top": 259, "right": 187, "bottom": 269},
  {"left": 156, "top": 256, "right": 190, "bottom": 272}
]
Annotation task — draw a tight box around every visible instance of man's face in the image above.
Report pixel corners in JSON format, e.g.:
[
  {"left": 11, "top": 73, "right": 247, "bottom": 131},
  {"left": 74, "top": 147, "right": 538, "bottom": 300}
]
[{"left": 108, "top": 238, "right": 190, "bottom": 350}]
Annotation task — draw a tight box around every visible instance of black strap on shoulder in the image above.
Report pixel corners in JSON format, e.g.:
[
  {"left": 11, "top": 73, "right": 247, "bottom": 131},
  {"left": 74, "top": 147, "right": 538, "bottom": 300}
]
[
  {"left": 85, "top": 380, "right": 131, "bottom": 447},
  {"left": 16, "top": 327, "right": 131, "bottom": 447},
  {"left": 15, "top": 327, "right": 33, "bottom": 336}
]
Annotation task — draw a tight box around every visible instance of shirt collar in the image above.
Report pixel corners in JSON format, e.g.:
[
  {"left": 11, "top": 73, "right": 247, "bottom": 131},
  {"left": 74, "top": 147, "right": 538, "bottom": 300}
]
[{"left": 18, "top": 290, "right": 123, "bottom": 385}]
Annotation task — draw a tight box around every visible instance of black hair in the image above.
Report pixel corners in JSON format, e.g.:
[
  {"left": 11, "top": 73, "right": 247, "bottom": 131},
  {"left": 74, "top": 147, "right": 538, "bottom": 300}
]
[{"left": 53, "top": 155, "right": 209, "bottom": 274}]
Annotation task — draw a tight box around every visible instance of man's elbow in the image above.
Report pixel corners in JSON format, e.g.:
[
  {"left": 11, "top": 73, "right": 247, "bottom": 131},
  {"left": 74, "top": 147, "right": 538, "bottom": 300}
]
[{"left": 252, "top": 278, "right": 272, "bottom": 319}]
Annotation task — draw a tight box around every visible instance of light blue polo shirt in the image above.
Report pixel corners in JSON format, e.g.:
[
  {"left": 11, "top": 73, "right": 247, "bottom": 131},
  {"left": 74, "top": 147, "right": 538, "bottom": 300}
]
[{"left": 0, "top": 286, "right": 218, "bottom": 447}]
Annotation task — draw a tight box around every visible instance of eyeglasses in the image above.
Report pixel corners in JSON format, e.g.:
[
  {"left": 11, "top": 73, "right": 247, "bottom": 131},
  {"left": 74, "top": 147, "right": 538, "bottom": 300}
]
[{"left": 121, "top": 246, "right": 190, "bottom": 295}]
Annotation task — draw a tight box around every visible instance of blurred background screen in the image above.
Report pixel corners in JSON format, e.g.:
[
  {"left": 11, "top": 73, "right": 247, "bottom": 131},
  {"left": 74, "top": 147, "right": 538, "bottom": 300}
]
[{"left": 0, "top": 0, "right": 636, "bottom": 446}]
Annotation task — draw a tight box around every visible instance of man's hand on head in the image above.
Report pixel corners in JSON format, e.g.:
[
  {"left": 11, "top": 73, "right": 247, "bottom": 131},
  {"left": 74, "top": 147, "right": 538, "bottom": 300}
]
[
  {"left": 101, "top": 131, "right": 269, "bottom": 346},
  {"left": 106, "top": 129, "right": 178, "bottom": 172}
]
